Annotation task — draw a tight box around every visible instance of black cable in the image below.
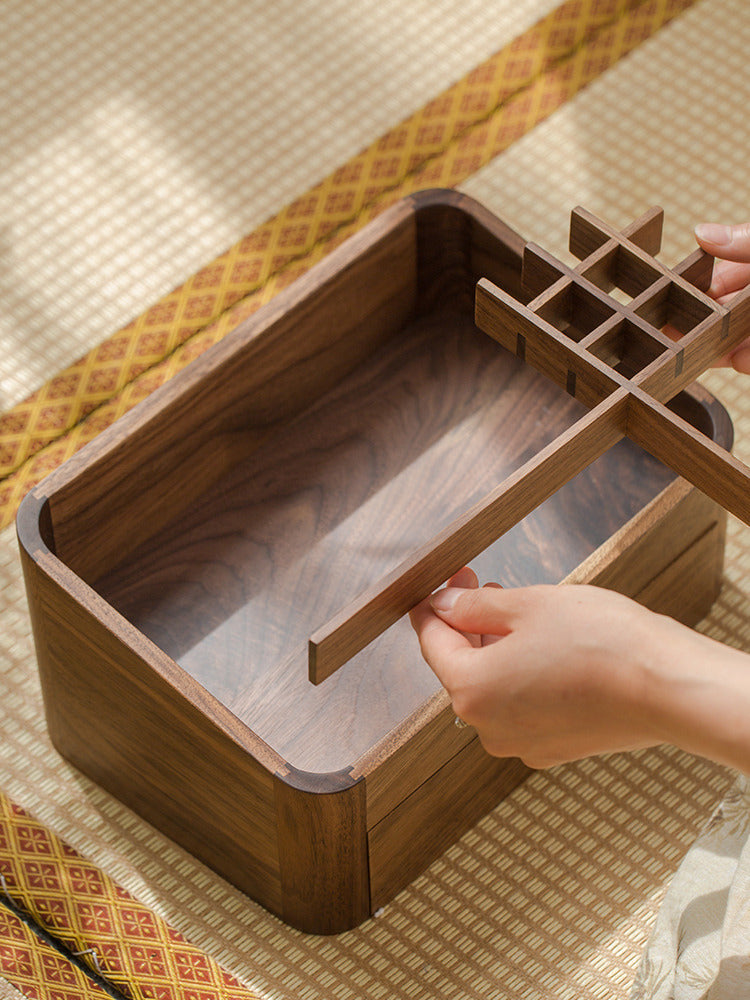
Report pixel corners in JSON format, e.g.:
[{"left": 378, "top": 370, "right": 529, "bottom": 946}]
[{"left": 0, "top": 891, "right": 131, "bottom": 1000}]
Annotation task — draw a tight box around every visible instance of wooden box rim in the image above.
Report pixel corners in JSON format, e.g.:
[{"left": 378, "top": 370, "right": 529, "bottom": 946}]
[{"left": 15, "top": 189, "right": 734, "bottom": 797}]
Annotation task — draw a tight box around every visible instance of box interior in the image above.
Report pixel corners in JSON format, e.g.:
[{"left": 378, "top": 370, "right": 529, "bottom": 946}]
[
  {"left": 37, "top": 200, "right": 720, "bottom": 773},
  {"left": 94, "top": 318, "right": 680, "bottom": 773}
]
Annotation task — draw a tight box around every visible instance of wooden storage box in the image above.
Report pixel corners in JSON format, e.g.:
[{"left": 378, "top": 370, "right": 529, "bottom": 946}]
[{"left": 17, "top": 190, "right": 732, "bottom": 934}]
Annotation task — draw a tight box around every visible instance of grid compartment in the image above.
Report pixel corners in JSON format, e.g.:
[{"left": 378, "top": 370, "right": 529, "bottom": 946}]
[
  {"left": 536, "top": 281, "right": 615, "bottom": 342},
  {"left": 635, "top": 280, "right": 715, "bottom": 336},
  {"left": 581, "top": 245, "right": 661, "bottom": 303},
  {"left": 586, "top": 318, "right": 669, "bottom": 379}
]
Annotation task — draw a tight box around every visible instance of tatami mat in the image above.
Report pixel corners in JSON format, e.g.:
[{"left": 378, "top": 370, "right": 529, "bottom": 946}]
[
  {"left": 0, "top": 0, "right": 558, "bottom": 411},
  {"left": 461, "top": 0, "right": 749, "bottom": 270},
  {"left": 1, "top": 0, "right": 749, "bottom": 998}
]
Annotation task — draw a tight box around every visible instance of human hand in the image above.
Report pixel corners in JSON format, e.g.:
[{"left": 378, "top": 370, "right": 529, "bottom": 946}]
[
  {"left": 410, "top": 572, "right": 688, "bottom": 768},
  {"left": 695, "top": 222, "right": 750, "bottom": 372}
]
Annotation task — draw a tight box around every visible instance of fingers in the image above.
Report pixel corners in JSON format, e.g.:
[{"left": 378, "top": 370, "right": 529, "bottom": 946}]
[
  {"left": 709, "top": 338, "right": 750, "bottom": 373},
  {"left": 442, "top": 566, "right": 482, "bottom": 646},
  {"left": 408, "top": 595, "right": 476, "bottom": 683},
  {"left": 480, "top": 582, "right": 503, "bottom": 644},
  {"left": 707, "top": 259, "right": 750, "bottom": 301},
  {"left": 695, "top": 222, "right": 750, "bottom": 264},
  {"left": 446, "top": 565, "right": 479, "bottom": 590},
  {"left": 429, "top": 583, "right": 537, "bottom": 637},
  {"left": 697, "top": 256, "right": 750, "bottom": 371},
  {"left": 409, "top": 570, "right": 502, "bottom": 679},
  {"left": 689, "top": 226, "right": 750, "bottom": 373},
  {"left": 730, "top": 343, "right": 750, "bottom": 374}
]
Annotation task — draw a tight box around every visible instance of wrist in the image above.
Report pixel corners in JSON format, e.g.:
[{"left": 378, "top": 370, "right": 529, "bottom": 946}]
[{"left": 639, "top": 614, "right": 750, "bottom": 772}]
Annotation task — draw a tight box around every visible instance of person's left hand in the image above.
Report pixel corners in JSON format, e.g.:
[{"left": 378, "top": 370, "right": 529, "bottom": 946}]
[{"left": 694, "top": 222, "right": 750, "bottom": 371}]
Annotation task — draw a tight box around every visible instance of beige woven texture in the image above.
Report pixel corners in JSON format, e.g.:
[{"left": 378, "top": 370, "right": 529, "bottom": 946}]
[
  {"left": 0, "top": 977, "right": 27, "bottom": 1000},
  {"left": 0, "top": 0, "right": 556, "bottom": 410},
  {"left": 1, "top": 0, "right": 749, "bottom": 997}
]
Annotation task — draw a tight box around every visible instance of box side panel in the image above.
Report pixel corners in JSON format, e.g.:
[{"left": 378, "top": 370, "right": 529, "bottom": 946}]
[
  {"left": 409, "top": 189, "right": 525, "bottom": 316},
  {"left": 274, "top": 768, "right": 369, "bottom": 935},
  {"left": 368, "top": 741, "right": 529, "bottom": 911},
  {"left": 632, "top": 521, "right": 724, "bottom": 625},
  {"left": 568, "top": 479, "right": 725, "bottom": 607},
  {"left": 46, "top": 202, "right": 419, "bottom": 583},
  {"left": 468, "top": 212, "right": 526, "bottom": 303},
  {"left": 19, "top": 540, "right": 284, "bottom": 916},
  {"left": 353, "top": 697, "right": 473, "bottom": 827}
]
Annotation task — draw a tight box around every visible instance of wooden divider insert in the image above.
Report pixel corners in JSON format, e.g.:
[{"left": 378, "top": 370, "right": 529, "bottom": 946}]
[{"left": 309, "top": 206, "right": 750, "bottom": 684}]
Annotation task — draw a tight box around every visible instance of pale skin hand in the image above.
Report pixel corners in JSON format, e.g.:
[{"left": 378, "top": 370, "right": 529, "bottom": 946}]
[
  {"left": 695, "top": 221, "right": 750, "bottom": 371},
  {"left": 409, "top": 568, "right": 750, "bottom": 773},
  {"left": 409, "top": 221, "right": 750, "bottom": 773},
  {"left": 409, "top": 221, "right": 750, "bottom": 771}
]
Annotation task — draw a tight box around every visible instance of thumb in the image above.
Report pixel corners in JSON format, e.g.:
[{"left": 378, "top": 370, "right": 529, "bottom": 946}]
[
  {"left": 430, "top": 584, "right": 516, "bottom": 636},
  {"left": 695, "top": 222, "right": 750, "bottom": 263}
]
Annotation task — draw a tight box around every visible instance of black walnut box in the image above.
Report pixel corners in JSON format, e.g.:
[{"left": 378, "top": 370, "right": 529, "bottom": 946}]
[{"left": 17, "top": 190, "right": 749, "bottom": 933}]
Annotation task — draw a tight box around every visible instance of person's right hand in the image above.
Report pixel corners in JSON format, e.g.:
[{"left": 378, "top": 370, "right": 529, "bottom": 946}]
[
  {"left": 695, "top": 222, "right": 750, "bottom": 372},
  {"left": 410, "top": 579, "right": 673, "bottom": 768},
  {"left": 410, "top": 574, "right": 750, "bottom": 774}
]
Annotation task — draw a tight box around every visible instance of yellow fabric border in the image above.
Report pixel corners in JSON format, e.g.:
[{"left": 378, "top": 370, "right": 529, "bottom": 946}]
[
  {"left": 0, "top": 797, "right": 259, "bottom": 999},
  {"left": 0, "top": 902, "right": 107, "bottom": 1000},
  {"left": 0, "top": 0, "right": 699, "bottom": 529}
]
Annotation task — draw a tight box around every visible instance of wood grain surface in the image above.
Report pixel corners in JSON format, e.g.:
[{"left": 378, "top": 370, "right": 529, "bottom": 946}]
[
  {"left": 16, "top": 192, "right": 738, "bottom": 932},
  {"left": 96, "top": 308, "right": 694, "bottom": 772},
  {"left": 309, "top": 388, "right": 629, "bottom": 682},
  {"left": 21, "top": 195, "right": 741, "bottom": 779}
]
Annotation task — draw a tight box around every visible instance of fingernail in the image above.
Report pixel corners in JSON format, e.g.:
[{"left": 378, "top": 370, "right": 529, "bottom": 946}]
[
  {"left": 430, "top": 587, "right": 463, "bottom": 612},
  {"left": 695, "top": 223, "right": 732, "bottom": 246}
]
